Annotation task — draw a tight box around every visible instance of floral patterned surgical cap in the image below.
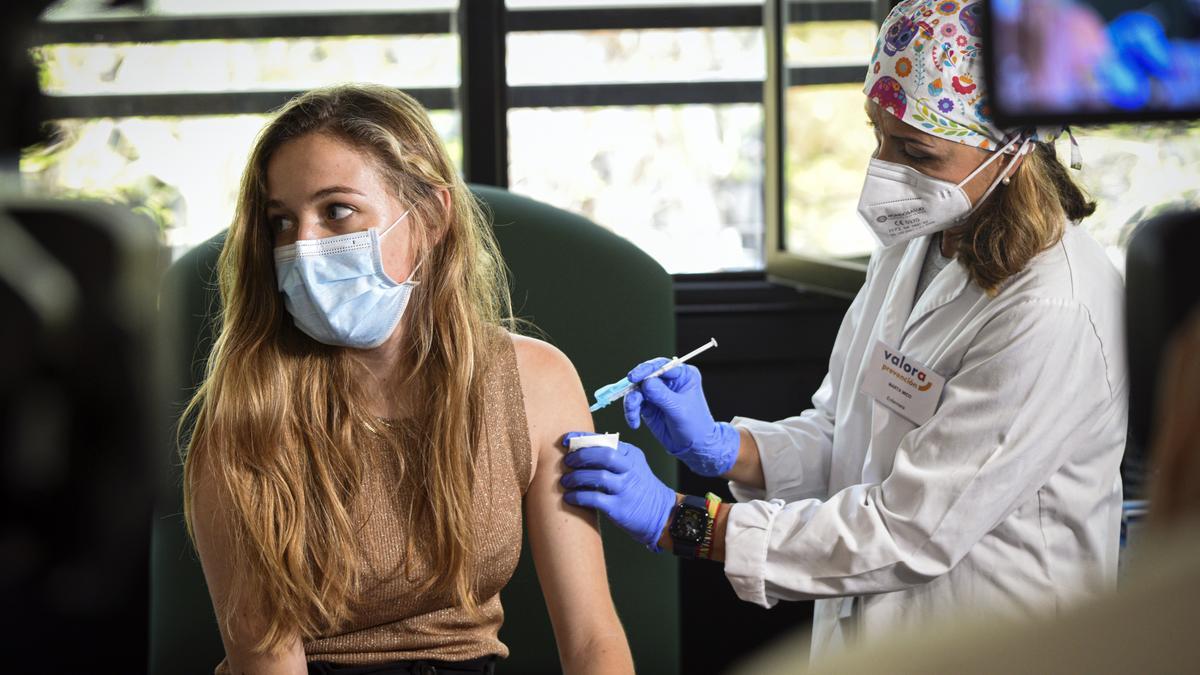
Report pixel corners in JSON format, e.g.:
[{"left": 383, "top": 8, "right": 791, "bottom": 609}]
[{"left": 864, "top": 0, "right": 1065, "bottom": 152}]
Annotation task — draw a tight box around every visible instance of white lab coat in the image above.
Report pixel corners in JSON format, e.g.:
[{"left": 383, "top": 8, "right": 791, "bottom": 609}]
[{"left": 724, "top": 225, "right": 1127, "bottom": 659}]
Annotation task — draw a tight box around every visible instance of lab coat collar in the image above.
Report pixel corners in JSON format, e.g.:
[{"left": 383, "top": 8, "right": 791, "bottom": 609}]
[
  {"left": 903, "top": 238, "right": 974, "bottom": 339},
  {"left": 877, "top": 237, "right": 925, "bottom": 348}
]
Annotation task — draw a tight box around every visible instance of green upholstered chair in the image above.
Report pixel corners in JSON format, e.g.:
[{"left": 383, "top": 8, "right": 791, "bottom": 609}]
[{"left": 151, "top": 185, "right": 680, "bottom": 674}]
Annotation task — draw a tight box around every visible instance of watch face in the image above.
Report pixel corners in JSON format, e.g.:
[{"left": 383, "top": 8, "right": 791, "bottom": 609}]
[{"left": 669, "top": 505, "right": 707, "bottom": 545}]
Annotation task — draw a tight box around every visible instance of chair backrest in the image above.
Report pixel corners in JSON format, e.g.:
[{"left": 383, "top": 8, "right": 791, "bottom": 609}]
[
  {"left": 475, "top": 184, "right": 680, "bottom": 674},
  {"left": 150, "top": 185, "right": 680, "bottom": 674}
]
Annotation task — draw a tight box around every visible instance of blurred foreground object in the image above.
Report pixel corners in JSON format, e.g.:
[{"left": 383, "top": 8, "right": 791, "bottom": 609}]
[
  {"left": 1125, "top": 209, "right": 1200, "bottom": 495},
  {"left": 734, "top": 515, "right": 1200, "bottom": 674},
  {"left": 1148, "top": 309, "right": 1200, "bottom": 525},
  {"left": 0, "top": 198, "right": 163, "bottom": 671}
]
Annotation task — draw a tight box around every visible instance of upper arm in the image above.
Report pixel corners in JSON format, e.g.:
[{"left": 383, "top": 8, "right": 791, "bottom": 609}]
[
  {"left": 189, "top": 459, "right": 307, "bottom": 674},
  {"left": 510, "top": 335, "right": 630, "bottom": 661}
]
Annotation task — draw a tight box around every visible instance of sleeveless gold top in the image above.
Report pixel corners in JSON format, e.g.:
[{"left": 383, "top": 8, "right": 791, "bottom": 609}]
[
  {"left": 217, "top": 332, "right": 533, "bottom": 672},
  {"left": 308, "top": 333, "right": 533, "bottom": 665}
]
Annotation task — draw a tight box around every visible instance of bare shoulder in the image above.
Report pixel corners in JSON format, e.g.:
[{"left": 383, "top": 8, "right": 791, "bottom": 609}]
[
  {"left": 508, "top": 333, "right": 591, "bottom": 452},
  {"left": 509, "top": 332, "right": 583, "bottom": 396}
]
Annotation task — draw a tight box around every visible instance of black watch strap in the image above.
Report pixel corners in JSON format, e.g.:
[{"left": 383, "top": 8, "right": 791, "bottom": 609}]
[{"left": 669, "top": 495, "right": 709, "bottom": 559}]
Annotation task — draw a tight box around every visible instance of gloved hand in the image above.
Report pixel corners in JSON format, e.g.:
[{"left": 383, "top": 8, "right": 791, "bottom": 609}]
[
  {"left": 560, "top": 432, "right": 678, "bottom": 551},
  {"left": 622, "top": 358, "right": 740, "bottom": 477}
]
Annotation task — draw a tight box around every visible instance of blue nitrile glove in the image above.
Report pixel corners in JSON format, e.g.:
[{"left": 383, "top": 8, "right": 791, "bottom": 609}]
[
  {"left": 560, "top": 432, "right": 677, "bottom": 551},
  {"left": 622, "top": 358, "right": 740, "bottom": 477}
]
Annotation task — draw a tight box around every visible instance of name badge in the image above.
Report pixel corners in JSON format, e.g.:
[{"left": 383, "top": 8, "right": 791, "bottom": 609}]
[{"left": 860, "top": 339, "right": 946, "bottom": 426}]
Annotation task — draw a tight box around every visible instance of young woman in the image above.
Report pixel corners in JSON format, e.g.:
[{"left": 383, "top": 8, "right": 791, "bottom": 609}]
[
  {"left": 183, "top": 84, "right": 634, "bottom": 674},
  {"left": 562, "top": 0, "right": 1126, "bottom": 660}
]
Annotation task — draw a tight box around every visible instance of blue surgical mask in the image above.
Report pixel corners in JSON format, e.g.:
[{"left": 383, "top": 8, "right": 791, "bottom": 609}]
[{"left": 273, "top": 208, "right": 420, "bottom": 349}]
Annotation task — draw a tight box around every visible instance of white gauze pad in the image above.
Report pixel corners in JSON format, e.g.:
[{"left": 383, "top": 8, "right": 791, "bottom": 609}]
[{"left": 567, "top": 433, "right": 619, "bottom": 453}]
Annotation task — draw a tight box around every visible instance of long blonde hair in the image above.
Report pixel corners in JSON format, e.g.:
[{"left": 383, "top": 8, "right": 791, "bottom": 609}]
[
  {"left": 181, "top": 84, "right": 512, "bottom": 651},
  {"left": 960, "top": 141, "right": 1096, "bottom": 294}
]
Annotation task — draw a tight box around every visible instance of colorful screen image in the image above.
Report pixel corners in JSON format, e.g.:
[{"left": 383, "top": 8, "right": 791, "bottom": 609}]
[{"left": 988, "top": 0, "right": 1200, "bottom": 122}]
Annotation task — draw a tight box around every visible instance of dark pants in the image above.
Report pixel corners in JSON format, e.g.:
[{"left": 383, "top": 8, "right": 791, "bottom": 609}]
[{"left": 307, "top": 656, "right": 497, "bottom": 675}]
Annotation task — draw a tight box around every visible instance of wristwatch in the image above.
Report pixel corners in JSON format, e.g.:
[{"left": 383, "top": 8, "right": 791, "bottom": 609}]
[{"left": 668, "top": 495, "right": 709, "bottom": 558}]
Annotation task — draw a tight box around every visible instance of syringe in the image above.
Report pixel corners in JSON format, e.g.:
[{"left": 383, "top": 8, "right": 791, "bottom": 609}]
[{"left": 589, "top": 338, "right": 719, "bottom": 413}]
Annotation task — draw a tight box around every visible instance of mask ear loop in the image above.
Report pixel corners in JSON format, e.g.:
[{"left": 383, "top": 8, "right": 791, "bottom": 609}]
[
  {"left": 954, "top": 133, "right": 1026, "bottom": 192},
  {"left": 956, "top": 133, "right": 1031, "bottom": 222},
  {"left": 1002, "top": 133, "right": 1037, "bottom": 186},
  {"left": 376, "top": 206, "right": 423, "bottom": 284},
  {"left": 379, "top": 206, "right": 413, "bottom": 239},
  {"left": 984, "top": 135, "right": 1032, "bottom": 196},
  {"left": 402, "top": 259, "right": 423, "bottom": 285}
]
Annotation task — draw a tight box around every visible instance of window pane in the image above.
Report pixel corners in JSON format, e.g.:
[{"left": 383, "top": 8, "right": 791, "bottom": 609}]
[
  {"left": 782, "top": 89, "right": 1200, "bottom": 268},
  {"left": 508, "top": 28, "right": 762, "bottom": 86},
  {"left": 28, "top": 2, "right": 462, "bottom": 258},
  {"left": 35, "top": 35, "right": 458, "bottom": 96},
  {"left": 785, "top": 20, "right": 876, "bottom": 67},
  {"left": 20, "top": 112, "right": 462, "bottom": 254},
  {"left": 43, "top": 0, "right": 457, "bottom": 19},
  {"left": 781, "top": 17, "right": 878, "bottom": 262},
  {"left": 507, "top": 0, "right": 757, "bottom": 7},
  {"left": 508, "top": 105, "right": 763, "bottom": 273},
  {"left": 784, "top": 84, "right": 877, "bottom": 259},
  {"left": 1069, "top": 123, "right": 1200, "bottom": 272}
]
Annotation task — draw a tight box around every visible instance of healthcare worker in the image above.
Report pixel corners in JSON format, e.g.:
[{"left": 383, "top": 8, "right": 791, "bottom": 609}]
[{"left": 561, "top": 0, "right": 1128, "bottom": 658}]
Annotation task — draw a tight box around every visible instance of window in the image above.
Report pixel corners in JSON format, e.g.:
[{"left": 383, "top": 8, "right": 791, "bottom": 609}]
[
  {"left": 24, "top": 2, "right": 460, "bottom": 255},
  {"left": 766, "top": 0, "right": 1200, "bottom": 291},
  {"left": 500, "top": 2, "right": 881, "bottom": 275},
  {"left": 1069, "top": 124, "right": 1200, "bottom": 273},
  {"left": 506, "top": 24, "right": 765, "bottom": 273},
  {"left": 509, "top": 103, "right": 764, "bottom": 273},
  {"left": 25, "top": 0, "right": 885, "bottom": 276},
  {"left": 782, "top": 20, "right": 878, "bottom": 261},
  {"left": 42, "top": 0, "right": 457, "bottom": 18},
  {"left": 766, "top": 0, "right": 880, "bottom": 293},
  {"left": 21, "top": 111, "right": 461, "bottom": 252},
  {"left": 29, "top": 0, "right": 787, "bottom": 274},
  {"left": 29, "top": 2, "right": 1189, "bottom": 281},
  {"left": 35, "top": 36, "right": 459, "bottom": 96}
]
